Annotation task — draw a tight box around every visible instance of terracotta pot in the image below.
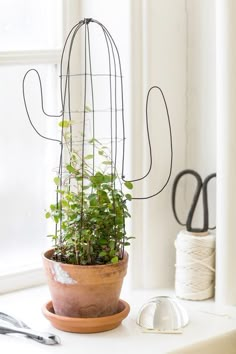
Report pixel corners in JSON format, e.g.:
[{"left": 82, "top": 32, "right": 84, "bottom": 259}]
[{"left": 42, "top": 249, "right": 128, "bottom": 318}]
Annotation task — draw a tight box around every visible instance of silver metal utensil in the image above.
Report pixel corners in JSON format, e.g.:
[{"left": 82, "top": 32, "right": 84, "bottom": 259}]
[{"left": 0, "top": 312, "right": 60, "bottom": 345}]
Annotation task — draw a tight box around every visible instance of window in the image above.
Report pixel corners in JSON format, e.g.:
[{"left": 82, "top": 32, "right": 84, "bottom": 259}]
[
  {"left": 0, "top": 0, "right": 63, "bottom": 292},
  {"left": 0, "top": 0, "right": 131, "bottom": 293}
]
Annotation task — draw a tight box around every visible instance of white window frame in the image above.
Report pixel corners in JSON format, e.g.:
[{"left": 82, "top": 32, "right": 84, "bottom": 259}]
[
  {"left": 0, "top": 1, "right": 81, "bottom": 294},
  {"left": 0, "top": 54, "right": 62, "bottom": 294}
]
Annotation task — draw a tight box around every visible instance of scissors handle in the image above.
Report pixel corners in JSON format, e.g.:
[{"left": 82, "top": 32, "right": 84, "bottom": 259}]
[
  {"left": 172, "top": 169, "right": 216, "bottom": 233},
  {"left": 200, "top": 173, "right": 216, "bottom": 232},
  {"left": 172, "top": 169, "right": 202, "bottom": 230}
]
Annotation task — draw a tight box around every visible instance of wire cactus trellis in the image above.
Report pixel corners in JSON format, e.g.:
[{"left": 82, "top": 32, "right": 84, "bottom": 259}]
[{"left": 23, "top": 18, "right": 173, "bottom": 264}]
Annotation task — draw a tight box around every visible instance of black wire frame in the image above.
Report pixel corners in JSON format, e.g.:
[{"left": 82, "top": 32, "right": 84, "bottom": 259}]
[{"left": 22, "top": 18, "right": 173, "bottom": 259}]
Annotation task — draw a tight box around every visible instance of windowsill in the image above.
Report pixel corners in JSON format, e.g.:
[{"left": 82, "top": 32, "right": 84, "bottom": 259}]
[{"left": 1, "top": 285, "right": 236, "bottom": 354}]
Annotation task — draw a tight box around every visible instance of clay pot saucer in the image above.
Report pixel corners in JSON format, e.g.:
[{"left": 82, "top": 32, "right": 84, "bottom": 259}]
[{"left": 42, "top": 299, "right": 130, "bottom": 333}]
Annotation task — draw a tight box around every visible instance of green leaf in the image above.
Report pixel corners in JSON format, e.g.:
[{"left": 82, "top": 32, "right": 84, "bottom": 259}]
[
  {"left": 61, "top": 199, "right": 68, "bottom": 207},
  {"left": 53, "top": 176, "right": 60, "bottom": 186},
  {"left": 109, "top": 240, "right": 115, "bottom": 250},
  {"left": 109, "top": 249, "right": 116, "bottom": 257},
  {"left": 82, "top": 185, "right": 91, "bottom": 190},
  {"left": 58, "top": 120, "right": 71, "bottom": 128},
  {"left": 57, "top": 189, "right": 65, "bottom": 194},
  {"left": 53, "top": 215, "right": 60, "bottom": 224},
  {"left": 98, "top": 189, "right": 108, "bottom": 199},
  {"left": 88, "top": 138, "right": 99, "bottom": 144},
  {"left": 46, "top": 234, "right": 57, "bottom": 239},
  {"left": 103, "top": 175, "right": 114, "bottom": 183},
  {"left": 88, "top": 193, "right": 96, "bottom": 200},
  {"left": 125, "top": 193, "right": 132, "bottom": 201},
  {"left": 84, "top": 154, "right": 94, "bottom": 160},
  {"left": 85, "top": 105, "right": 92, "bottom": 112},
  {"left": 89, "top": 197, "right": 97, "bottom": 207},
  {"left": 66, "top": 164, "right": 77, "bottom": 174},
  {"left": 99, "top": 251, "right": 107, "bottom": 257},
  {"left": 99, "top": 239, "right": 108, "bottom": 245},
  {"left": 111, "top": 256, "right": 119, "bottom": 264},
  {"left": 90, "top": 173, "right": 104, "bottom": 185},
  {"left": 102, "top": 161, "right": 112, "bottom": 165},
  {"left": 45, "top": 212, "right": 51, "bottom": 219},
  {"left": 124, "top": 181, "right": 133, "bottom": 190}
]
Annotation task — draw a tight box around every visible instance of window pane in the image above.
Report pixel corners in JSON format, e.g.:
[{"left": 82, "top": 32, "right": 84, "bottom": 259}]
[
  {"left": 0, "top": 64, "right": 61, "bottom": 273},
  {"left": 0, "top": 0, "right": 62, "bottom": 50}
]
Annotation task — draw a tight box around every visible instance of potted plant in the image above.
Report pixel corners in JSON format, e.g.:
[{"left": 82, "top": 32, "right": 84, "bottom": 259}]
[
  {"left": 42, "top": 123, "right": 133, "bottom": 328},
  {"left": 23, "top": 18, "right": 172, "bottom": 333},
  {"left": 22, "top": 18, "right": 135, "bottom": 333}
]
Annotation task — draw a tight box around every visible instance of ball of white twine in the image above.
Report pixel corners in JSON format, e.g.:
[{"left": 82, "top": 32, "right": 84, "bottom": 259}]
[{"left": 175, "top": 230, "right": 216, "bottom": 301}]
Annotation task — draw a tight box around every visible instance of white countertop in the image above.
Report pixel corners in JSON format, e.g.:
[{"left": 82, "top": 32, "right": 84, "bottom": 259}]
[{"left": 1, "top": 285, "right": 236, "bottom": 354}]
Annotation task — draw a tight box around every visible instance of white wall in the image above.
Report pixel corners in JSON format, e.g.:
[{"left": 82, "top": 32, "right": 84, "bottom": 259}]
[
  {"left": 131, "top": 0, "right": 216, "bottom": 289},
  {"left": 130, "top": 0, "right": 187, "bottom": 288},
  {"left": 186, "top": 0, "right": 216, "bottom": 176},
  {"left": 216, "top": 0, "right": 236, "bottom": 305},
  {"left": 185, "top": 1, "right": 216, "bottom": 229}
]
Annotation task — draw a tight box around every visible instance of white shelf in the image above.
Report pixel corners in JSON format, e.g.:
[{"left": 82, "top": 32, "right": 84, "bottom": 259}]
[{"left": 1, "top": 286, "right": 236, "bottom": 353}]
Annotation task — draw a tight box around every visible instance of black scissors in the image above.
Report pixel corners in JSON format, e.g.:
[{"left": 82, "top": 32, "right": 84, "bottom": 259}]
[{"left": 171, "top": 169, "right": 216, "bottom": 233}]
